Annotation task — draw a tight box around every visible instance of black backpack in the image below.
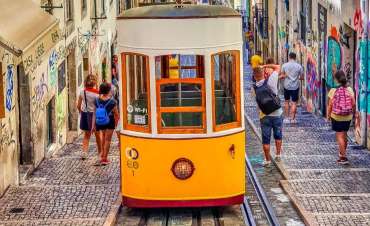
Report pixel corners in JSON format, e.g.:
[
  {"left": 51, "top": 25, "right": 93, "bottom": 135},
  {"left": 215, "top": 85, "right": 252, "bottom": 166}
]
[{"left": 253, "top": 77, "right": 281, "bottom": 115}]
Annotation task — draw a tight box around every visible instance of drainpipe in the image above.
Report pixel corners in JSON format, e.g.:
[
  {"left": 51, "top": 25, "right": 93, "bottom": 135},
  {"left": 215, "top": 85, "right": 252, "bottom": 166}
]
[{"left": 275, "top": 0, "right": 278, "bottom": 62}]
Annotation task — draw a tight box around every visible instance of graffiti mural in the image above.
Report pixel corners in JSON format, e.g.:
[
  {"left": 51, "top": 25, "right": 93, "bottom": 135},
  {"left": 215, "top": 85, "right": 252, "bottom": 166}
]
[
  {"left": 31, "top": 73, "right": 49, "bottom": 125},
  {"left": 327, "top": 36, "right": 342, "bottom": 88},
  {"left": 56, "top": 91, "right": 66, "bottom": 144},
  {"left": 5, "top": 65, "right": 14, "bottom": 112},
  {"left": 1, "top": 52, "right": 12, "bottom": 65},
  {"left": 305, "top": 54, "right": 321, "bottom": 112},
  {"left": 339, "top": 25, "right": 350, "bottom": 48},
  {"left": 353, "top": 8, "right": 363, "bottom": 37},
  {"left": 354, "top": 40, "right": 368, "bottom": 142},
  {"left": 0, "top": 117, "right": 16, "bottom": 155},
  {"left": 34, "top": 73, "right": 49, "bottom": 103},
  {"left": 48, "top": 50, "right": 58, "bottom": 88}
]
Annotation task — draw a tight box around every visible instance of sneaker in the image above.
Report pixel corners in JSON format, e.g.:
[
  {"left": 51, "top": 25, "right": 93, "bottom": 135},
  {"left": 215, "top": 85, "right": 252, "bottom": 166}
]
[
  {"left": 283, "top": 118, "right": 290, "bottom": 124},
  {"left": 80, "top": 152, "right": 88, "bottom": 160},
  {"left": 337, "top": 157, "right": 349, "bottom": 165},
  {"left": 262, "top": 160, "right": 271, "bottom": 167},
  {"left": 101, "top": 159, "right": 110, "bottom": 166},
  {"left": 275, "top": 154, "right": 281, "bottom": 162}
]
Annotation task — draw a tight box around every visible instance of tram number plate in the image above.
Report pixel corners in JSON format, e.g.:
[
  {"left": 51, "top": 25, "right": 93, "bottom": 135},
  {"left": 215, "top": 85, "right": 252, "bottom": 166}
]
[
  {"left": 134, "top": 115, "right": 146, "bottom": 125},
  {"left": 127, "top": 160, "right": 139, "bottom": 169}
]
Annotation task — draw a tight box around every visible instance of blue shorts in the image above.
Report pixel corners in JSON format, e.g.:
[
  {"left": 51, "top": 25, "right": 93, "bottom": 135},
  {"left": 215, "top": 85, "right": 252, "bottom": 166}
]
[{"left": 260, "top": 116, "right": 283, "bottom": 145}]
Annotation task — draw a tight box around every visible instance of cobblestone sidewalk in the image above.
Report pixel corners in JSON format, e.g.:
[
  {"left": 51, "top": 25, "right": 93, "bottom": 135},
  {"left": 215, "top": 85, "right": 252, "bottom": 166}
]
[
  {"left": 244, "top": 64, "right": 370, "bottom": 226},
  {"left": 0, "top": 136, "right": 120, "bottom": 226}
]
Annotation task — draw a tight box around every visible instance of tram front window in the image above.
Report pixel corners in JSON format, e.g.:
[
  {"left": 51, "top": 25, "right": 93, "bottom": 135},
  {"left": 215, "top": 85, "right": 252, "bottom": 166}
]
[
  {"left": 212, "top": 51, "right": 241, "bottom": 131},
  {"left": 156, "top": 54, "right": 205, "bottom": 133},
  {"left": 122, "top": 53, "right": 151, "bottom": 132}
]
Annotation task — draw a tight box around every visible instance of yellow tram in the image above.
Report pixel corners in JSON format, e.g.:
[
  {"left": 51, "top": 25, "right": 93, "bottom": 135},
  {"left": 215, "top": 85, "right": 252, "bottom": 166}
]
[{"left": 117, "top": 4, "right": 245, "bottom": 207}]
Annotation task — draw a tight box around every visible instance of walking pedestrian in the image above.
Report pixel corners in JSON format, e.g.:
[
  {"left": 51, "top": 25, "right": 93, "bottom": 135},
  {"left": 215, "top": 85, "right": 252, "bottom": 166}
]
[
  {"left": 327, "top": 70, "right": 355, "bottom": 165},
  {"left": 251, "top": 50, "right": 263, "bottom": 69},
  {"left": 279, "top": 52, "right": 304, "bottom": 124},
  {"left": 253, "top": 66, "right": 283, "bottom": 167},
  {"left": 77, "top": 74, "right": 102, "bottom": 160},
  {"left": 110, "top": 76, "right": 121, "bottom": 145},
  {"left": 93, "top": 83, "right": 120, "bottom": 165},
  {"left": 264, "top": 58, "right": 280, "bottom": 79}
]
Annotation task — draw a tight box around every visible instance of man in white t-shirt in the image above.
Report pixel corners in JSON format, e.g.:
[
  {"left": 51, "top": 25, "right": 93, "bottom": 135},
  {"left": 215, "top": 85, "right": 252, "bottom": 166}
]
[
  {"left": 280, "top": 52, "right": 304, "bottom": 123},
  {"left": 254, "top": 66, "right": 283, "bottom": 167}
]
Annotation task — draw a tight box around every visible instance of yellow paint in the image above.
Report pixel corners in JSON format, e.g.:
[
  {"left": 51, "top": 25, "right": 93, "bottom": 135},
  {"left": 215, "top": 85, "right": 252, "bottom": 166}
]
[{"left": 120, "top": 132, "right": 245, "bottom": 201}]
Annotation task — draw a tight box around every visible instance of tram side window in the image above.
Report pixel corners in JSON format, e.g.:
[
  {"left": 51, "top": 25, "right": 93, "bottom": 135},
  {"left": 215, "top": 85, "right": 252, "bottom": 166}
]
[
  {"left": 123, "top": 54, "right": 150, "bottom": 132},
  {"left": 212, "top": 51, "right": 241, "bottom": 131},
  {"left": 155, "top": 54, "right": 206, "bottom": 133}
]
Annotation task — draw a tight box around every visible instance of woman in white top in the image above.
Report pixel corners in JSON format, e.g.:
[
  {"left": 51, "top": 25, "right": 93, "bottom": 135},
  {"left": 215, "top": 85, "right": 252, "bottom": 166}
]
[{"left": 77, "top": 74, "right": 102, "bottom": 160}]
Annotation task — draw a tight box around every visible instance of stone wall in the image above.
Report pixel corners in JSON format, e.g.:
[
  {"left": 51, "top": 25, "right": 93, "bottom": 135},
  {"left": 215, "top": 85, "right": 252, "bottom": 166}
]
[{"left": 0, "top": 47, "right": 20, "bottom": 195}]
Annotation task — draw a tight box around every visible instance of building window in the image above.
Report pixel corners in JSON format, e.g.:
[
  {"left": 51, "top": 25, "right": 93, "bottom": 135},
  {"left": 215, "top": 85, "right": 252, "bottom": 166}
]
[
  {"left": 155, "top": 54, "right": 206, "bottom": 134},
  {"left": 81, "top": 0, "right": 87, "bottom": 19},
  {"left": 125, "top": 0, "right": 132, "bottom": 10},
  {"left": 211, "top": 51, "right": 241, "bottom": 131},
  {"left": 122, "top": 53, "right": 151, "bottom": 133},
  {"left": 116, "top": 0, "right": 121, "bottom": 15},
  {"left": 65, "top": 0, "right": 74, "bottom": 21},
  {"left": 307, "top": 0, "right": 312, "bottom": 30},
  {"left": 92, "top": 0, "right": 98, "bottom": 18},
  {"left": 300, "top": 0, "right": 307, "bottom": 44},
  {"left": 101, "top": 0, "right": 106, "bottom": 16},
  {"left": 0, "top": 62, "right": 4, "bottom": 118}
]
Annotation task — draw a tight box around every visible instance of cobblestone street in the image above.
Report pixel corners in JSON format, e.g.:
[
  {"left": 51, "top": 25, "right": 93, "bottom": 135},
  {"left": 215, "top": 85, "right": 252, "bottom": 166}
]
[
  {"left": 244, "top": 64, "right": 370, "bottom": 225},
  {"left": 0, "top": 137, "right": 120, "bottom": 226}
]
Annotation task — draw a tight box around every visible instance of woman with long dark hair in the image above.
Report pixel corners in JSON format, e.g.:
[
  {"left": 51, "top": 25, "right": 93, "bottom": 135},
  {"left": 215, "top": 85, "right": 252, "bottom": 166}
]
[
  {"left": 93, "top": 83, "right": 119, "bottom": 165},
  {"left": 327, "top": 70, "right": 355, "bottom": 164}
]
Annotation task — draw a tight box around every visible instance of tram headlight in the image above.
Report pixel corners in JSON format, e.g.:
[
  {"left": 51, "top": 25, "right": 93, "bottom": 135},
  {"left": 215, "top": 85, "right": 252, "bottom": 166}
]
[{"left": 171, "top": 158, "right": 195, "bottom": 180}]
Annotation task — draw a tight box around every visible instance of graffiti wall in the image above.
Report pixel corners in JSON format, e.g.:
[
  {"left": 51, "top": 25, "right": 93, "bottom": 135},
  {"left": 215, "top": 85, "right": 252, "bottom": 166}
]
[
  {"left": 352, "top": 0, "right": 368, "bottom": 146},
  {"left": 0, "top": 48, "right": 19, "bottom": 195},
  {"left": 305, "top": 53, "right": 321, "bottom": 112},
  {"left": 296, "top": 0, "right": 369, "bottom": 148},
  {"left": 30, "top": 53, "right": 52, "bottom": 164},
  {"left": 29, "top": 43, "right": 68, "bottom": 165}
]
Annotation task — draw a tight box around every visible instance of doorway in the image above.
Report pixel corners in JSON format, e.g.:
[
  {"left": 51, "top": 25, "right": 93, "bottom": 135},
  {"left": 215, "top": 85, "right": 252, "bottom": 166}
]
[
  {"left": 45, "top": 97, "right": 56, "bottom": 151},
  {"left": 17, "top": 64, "right": 32, "bottom": 164},
  {"left": 67, "top": 50, "right": 78, "bottom": 132},
  {"left": 340, "top": 24, "right": 356, "bottom": 94}
]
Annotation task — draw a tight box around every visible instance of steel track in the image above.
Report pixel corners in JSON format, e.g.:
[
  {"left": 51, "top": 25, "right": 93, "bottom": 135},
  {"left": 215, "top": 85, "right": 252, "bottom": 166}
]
[{"left": 241, "top": 136, "right": 281, "bottom": 226}]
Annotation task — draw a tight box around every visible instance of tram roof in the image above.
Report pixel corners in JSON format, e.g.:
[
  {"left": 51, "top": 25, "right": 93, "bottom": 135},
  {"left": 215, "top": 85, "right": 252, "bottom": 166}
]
[{"left": 117, "top": 5, "right": 240, "bottom": 19}]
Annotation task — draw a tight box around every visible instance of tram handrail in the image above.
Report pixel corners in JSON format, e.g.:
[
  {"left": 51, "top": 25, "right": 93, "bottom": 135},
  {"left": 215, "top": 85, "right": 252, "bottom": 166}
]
[{"left": 245, "top": 153, "right": 281, "bottom": 226}]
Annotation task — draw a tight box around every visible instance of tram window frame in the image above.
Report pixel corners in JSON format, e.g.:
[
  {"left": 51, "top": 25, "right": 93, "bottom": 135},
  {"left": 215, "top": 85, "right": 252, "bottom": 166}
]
[
  {"left": 121, "top": 53, "right": 151, "bottom": 133},
  {"left": 155, "top": 55, "right": 206, "bottom": 134},
  {"left": 211, "top": 50, "right": 241, "bottom": 132}
]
